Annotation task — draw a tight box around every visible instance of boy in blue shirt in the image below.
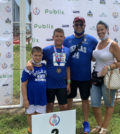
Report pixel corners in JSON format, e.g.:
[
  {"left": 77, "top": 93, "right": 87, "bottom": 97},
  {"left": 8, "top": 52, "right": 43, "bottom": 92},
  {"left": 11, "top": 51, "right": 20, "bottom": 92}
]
[
  {"left": 43, "top": 28, "right": 71, "bottom": 112},
  {"left": 21, "top": 46, "right": 47, "bottom": 134}
]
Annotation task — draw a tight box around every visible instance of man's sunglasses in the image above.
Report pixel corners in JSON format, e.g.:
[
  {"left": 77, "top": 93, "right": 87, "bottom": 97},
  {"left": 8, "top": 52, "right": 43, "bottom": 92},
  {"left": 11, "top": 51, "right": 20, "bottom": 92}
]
[{"left": 74, "top": 23, "right": 83, "bottom": 27}]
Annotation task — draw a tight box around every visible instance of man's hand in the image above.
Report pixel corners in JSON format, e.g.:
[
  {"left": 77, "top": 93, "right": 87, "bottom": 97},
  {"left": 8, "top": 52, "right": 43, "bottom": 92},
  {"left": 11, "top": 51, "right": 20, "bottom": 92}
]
[
  {"left": 26, "top": 60, "right": 33, "bottom": 70},
  {"left": 67, "top": 84, "right": 71, "bottom": 95}
]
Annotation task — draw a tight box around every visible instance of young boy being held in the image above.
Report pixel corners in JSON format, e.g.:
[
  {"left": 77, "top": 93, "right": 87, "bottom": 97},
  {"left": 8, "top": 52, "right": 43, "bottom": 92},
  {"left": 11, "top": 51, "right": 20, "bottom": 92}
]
[{"left": 21, "top": 46, "right": 47, "bottom": 134}]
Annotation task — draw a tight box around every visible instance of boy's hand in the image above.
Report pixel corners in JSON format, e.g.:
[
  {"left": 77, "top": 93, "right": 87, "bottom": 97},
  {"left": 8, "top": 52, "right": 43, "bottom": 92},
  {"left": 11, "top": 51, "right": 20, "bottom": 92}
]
[
  {"left": 26, "top": 60, "right": 33, "bottom": 70},
  {"left": 67, "top": 84, "right": 71, "bottom": 95},
  {"left": 23, "top": 99, "right": 29, "bottom": 108}
]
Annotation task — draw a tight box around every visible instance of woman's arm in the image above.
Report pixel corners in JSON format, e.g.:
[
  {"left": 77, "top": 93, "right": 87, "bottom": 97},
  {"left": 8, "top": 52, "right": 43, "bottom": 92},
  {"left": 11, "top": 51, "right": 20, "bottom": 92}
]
[
  {"left": 99, "top": 41, "right": 120, "bottom": 77},
  {"left": 109, "top": 41, "right": 120, "bottom": 69}
]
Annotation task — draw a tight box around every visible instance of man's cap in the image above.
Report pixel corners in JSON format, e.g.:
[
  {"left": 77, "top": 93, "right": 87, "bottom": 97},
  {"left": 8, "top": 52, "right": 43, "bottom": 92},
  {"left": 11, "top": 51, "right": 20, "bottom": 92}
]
[{"left": 73, "top": 17, "right": 85, "bottom": 24}]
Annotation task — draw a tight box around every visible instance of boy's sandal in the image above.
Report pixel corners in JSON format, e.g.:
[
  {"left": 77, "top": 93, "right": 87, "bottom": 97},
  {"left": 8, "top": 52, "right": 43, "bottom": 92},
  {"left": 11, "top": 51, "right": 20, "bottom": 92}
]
[
  {"left": 99, "top": 128, "right": 108, "bottom": 134},
  {"left": 27, "top": 128, "right": 32, "bottom": 134},
  {"left": 91, "top": 126, "right": 101, "bottom": 133}
]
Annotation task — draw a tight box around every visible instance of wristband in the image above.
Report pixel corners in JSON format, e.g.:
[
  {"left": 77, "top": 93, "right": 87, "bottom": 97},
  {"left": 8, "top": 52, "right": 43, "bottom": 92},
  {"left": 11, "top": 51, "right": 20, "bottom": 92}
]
[
  {"left": 107, "top": 66, "right": 111, "bottom": 71},
  {"left": 67, "top": 80, "right": 71, "bottom": 84}
]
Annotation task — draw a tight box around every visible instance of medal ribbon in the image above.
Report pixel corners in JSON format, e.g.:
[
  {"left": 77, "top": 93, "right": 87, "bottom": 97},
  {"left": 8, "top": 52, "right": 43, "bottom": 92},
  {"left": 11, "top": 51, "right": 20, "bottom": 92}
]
[{"left": 54, "top": 45, "right": 64, "bottom": 66}]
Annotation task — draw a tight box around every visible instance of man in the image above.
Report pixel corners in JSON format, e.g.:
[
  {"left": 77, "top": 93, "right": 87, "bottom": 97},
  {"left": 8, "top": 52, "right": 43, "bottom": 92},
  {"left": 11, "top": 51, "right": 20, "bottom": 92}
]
[{"left": 63, "top": 17, "right": 98, "bottom": 134}]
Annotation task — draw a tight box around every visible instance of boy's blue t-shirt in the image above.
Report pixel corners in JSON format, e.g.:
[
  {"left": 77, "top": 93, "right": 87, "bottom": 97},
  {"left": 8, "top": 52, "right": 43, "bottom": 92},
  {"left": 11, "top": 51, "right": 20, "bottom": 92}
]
[
  {"left": 63, "top": 34, "right": 98, "bottom": 81},
  {"left": 43, "top": 45, "right": 70, "bottom": 89},
  {"left": 21, "top": 64, "right": 47, "bottom": 105}
]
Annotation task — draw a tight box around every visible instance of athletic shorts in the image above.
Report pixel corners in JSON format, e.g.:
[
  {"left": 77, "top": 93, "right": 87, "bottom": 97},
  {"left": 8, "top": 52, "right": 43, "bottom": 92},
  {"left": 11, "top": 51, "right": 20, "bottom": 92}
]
[
  {"left": 90, "top": 84, "right": 116, "bottom": 107},
  {"left": 67, "top": 80, "right": 91, "bottom": 100},
  {"left": 25, "top": 105, "right": 46, "bottom": 114},
  {"left": 47, "top": 88, "right": 67, "bottom": 105}
]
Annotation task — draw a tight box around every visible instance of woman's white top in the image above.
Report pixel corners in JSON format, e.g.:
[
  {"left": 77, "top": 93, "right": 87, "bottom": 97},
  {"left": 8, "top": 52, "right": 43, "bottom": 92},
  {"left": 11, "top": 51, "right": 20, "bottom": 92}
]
[{"left": 93, "top": 40, "right": 114, "bottom": 72}]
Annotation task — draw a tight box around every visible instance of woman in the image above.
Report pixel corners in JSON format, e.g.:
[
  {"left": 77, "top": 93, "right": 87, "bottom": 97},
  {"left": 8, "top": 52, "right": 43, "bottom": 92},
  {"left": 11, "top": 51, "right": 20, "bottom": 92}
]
[{"left": 90, "top": 21, "right": 120, "bottom": 134}]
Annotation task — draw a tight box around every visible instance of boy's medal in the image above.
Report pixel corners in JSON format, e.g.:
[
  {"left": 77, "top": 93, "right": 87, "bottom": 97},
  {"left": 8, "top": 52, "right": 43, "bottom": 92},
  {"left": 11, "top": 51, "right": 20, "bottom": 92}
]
[
  {"left": 54, "top": 45, "right": 64, "bottom": 74},
  {"left": 57, "top": 67, "right": 61, "bottom": 73}
]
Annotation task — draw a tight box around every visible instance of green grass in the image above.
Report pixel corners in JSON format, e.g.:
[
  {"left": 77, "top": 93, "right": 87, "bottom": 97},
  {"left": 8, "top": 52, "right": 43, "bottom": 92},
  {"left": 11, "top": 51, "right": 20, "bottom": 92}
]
[
  {"left": 75, "top": 101, "right": 120, "bottom": 134},
  {"left": 0, "top": 112, "right": 27, "bottom": 134},
  {"left": 0, "top": 102, "right": 120, "bottom": 134},
  {"left": 13, "top": 44, "right": 32, "bottom": 99},
  {"left": 13, "top": 45, "right": 20, "bottom": 98}
]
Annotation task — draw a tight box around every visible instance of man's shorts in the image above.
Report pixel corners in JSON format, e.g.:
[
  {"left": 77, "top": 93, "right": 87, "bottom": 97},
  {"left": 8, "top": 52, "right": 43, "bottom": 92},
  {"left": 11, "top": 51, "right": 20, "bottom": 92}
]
[
  {"left": 47, "top": 88, "right": 67, "bottom": 105},
  {"left": 67, "top": 80, "right": 91, "bottom": 100},
  {"left": 90, "top": 84, "right": 116, "bottom": 107},
  {"left": 25, "top": 105, "right": 46, "bottom": 114}
]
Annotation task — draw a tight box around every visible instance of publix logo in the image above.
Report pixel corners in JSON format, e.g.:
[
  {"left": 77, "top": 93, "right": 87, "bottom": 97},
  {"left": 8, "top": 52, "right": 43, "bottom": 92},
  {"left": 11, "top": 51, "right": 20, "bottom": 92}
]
[
  {"left": 0, "top": 74, "right": 12, "bottom": 78},
  {"left": 34, "top": 24, "right": 54, "bottom": 29},
  {"left": 45, "top": 9, "right": 64, "bottom": 15}
]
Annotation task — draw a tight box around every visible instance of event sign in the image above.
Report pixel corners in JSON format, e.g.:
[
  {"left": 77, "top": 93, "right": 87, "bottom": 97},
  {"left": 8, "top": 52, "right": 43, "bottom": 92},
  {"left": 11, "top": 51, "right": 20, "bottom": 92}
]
[
  {"left": 0, "top": 0, "right": 13, "bottom": 105},
  {"left": 32, "top": 0, "right": 120, "bottom": 48},
  {"left": 32, "top": 110, "right": 76, "bottom": 134}
]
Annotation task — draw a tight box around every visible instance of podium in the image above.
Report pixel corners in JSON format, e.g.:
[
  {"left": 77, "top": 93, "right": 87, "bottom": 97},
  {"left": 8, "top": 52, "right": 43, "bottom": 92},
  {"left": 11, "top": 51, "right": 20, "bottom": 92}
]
[{"left": 32, "top": 110, "right": 76, "bottom": 134}]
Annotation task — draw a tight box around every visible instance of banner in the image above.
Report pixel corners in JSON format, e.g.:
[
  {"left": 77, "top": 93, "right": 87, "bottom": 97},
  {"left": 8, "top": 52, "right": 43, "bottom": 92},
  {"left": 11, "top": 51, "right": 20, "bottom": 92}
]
[
  {"left": 0, "top": 0, "right": 13, "bottom": 105},
  {"left": 32, "top": 0, "right": 120, "bottom": 47},
  {"left": 32, "top": 110, "right": 76, "bottom": 134},
  {"left": 32, "top": 0, "right": 120, "bottom": 97}
]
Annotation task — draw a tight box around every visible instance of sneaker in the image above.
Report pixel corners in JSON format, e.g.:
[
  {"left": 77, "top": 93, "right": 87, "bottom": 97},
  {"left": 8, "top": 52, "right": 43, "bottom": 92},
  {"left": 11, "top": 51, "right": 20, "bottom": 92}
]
[{"left": 83, "top": 121, "right": 90, "bottom": 133}]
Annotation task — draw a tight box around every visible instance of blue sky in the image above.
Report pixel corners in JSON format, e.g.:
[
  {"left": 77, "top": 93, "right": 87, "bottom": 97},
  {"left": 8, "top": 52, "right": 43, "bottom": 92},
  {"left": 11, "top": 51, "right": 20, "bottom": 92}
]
[{"left": 15, "top": 0, "right": 30, "bottom": 22}]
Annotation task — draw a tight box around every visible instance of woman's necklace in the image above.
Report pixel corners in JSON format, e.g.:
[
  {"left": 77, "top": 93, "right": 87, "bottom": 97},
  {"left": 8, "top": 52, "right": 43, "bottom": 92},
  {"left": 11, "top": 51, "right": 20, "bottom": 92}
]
[{"left": 98, "top": 39, "right": 109, "bottom": 49}]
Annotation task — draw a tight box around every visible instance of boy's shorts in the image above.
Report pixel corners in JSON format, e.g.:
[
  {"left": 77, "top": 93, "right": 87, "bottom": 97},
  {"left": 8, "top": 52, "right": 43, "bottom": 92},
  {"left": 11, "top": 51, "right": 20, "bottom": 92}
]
[
  {"left": 47, "top": 88, "right": 67, "bottom": 105},
  {"left": 90, "top": 84, "right": 116, "bottom": 107},
  {"left": 67, "top": 80, "right": 91, "bottom": 100},
  {"left": 25, "top": 105, "right": 46, "bottom": 114}
]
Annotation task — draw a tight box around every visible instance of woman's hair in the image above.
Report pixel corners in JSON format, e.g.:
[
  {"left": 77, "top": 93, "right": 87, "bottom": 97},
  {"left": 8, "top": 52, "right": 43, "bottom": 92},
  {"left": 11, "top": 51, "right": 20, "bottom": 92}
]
[
  {"left": 97, "top": 21, "right": 109, "bottom": 30},
  {"left": 31, "top": 46, "right": 42, "bottom": 54}
]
